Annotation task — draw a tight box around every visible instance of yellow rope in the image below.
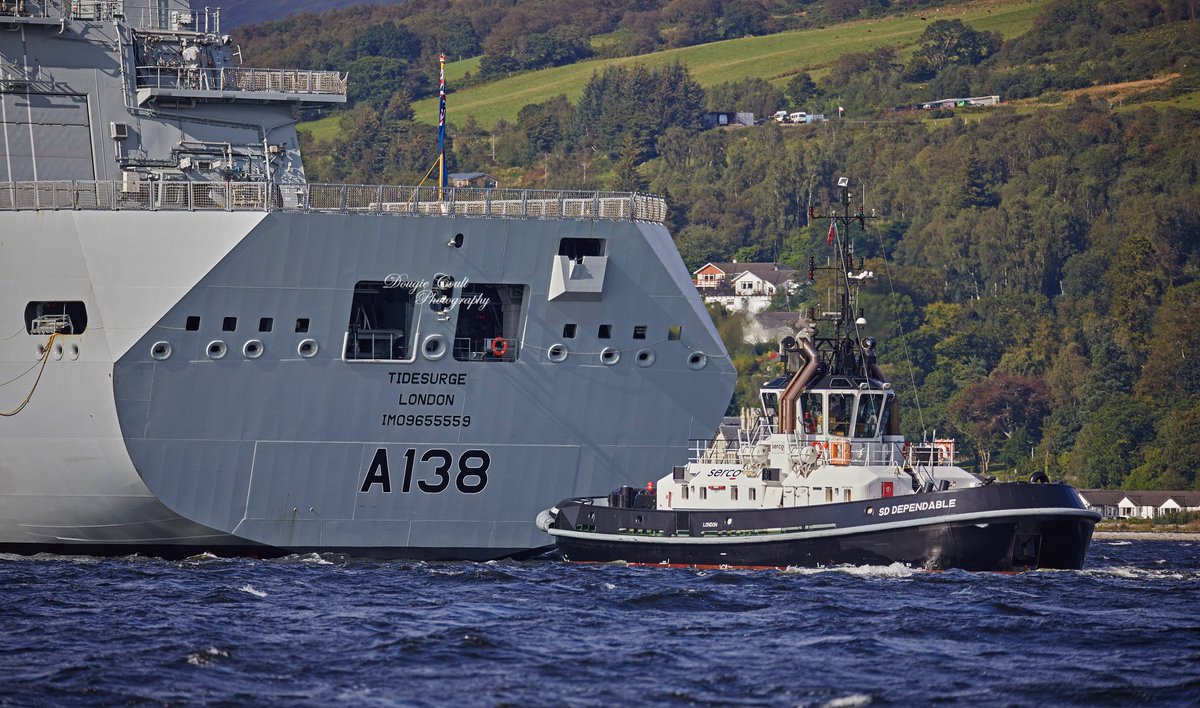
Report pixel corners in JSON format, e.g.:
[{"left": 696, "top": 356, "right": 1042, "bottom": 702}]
[
  {"left": 406, "top": 158, "right": 443, "bottom": 209},
  {"left": 0, "top": 333, "right": 57, "bottom": 417}
]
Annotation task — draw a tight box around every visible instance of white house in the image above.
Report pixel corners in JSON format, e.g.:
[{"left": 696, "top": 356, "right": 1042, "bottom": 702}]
[
  {"left": 693, "top": 262, "right": 797, "bottom": 314},
  {"left": 1079, "top": 490, "right": 1200, "bottom": 519}
]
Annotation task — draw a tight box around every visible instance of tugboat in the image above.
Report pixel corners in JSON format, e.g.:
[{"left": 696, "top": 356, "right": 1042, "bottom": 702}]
[{"left": 536, "top": 178, "right": 1100, "bottom": 571}]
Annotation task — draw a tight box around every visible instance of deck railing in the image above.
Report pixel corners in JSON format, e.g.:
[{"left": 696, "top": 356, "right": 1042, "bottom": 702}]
[
  {"left": 0, "top": 181, "right": 669, "bottom": 223},
  {"left": 135, "top": 67, "right": 348, "bottom": 96},
  {"left": 1, "top": 2, "right": 221, "bottom": 31}
]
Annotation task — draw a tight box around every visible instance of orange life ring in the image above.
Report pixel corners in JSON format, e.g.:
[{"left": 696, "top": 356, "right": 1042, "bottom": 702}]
[{"left": 490, "top": 337, "right": 509, "bottom": 357}]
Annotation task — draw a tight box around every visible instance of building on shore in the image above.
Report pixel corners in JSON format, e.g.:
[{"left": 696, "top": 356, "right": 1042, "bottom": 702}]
[{"left": 1078, "top": 490, "right": 1200, "bottom": 519}]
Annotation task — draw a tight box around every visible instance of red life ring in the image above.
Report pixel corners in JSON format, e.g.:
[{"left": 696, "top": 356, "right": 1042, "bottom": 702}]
[{"left": 490, "top": 337, "right": 509, "bottom": 357}]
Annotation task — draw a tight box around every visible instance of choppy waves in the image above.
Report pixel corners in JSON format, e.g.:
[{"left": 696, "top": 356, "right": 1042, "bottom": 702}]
[{"left": 1, "top": 541, "right": 1198, "bottom": 705}]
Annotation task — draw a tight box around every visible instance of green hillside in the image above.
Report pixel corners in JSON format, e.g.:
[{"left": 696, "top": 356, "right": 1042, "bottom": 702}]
[{"left": 407, "top": 0, "right": 1042, "bottom": 128}]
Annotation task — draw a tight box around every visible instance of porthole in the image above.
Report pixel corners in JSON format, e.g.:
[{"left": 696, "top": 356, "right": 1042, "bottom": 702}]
[
  {"left": 422, "top": 334, "right": 447, "bottom": 361},
  {"left": 866, "top": 506, "right": 874, "bottom": 515},
  {"left": 688, "top": 352, "right": 708, "bottom": 370},
  {"left": 635, "top": 348, "right": 655, "bottom": 367},
  {"left": 68, "top": 344, "right": 80, "bottom": 361},
  {"left": 297, "top": 339, "right": 319, "bottom": 358},
  {"left": 207, "top": 340, "right": 228, "bottom": 360},
  {"left": 35, "top": 344, "right": 46, "bottom": 360},
  {"left": 150, "top": 341, "right": 172, "bottom": 361},
  {"left": 600, "top": 347, "right": 620, "bottom": 366},
  {"left": 547, "top": 344, "right": 568, "bottom": 363},
  {"left": 635, "top": 515, "right": 643, "bottom": 525},
  {"left": 52, "top": 343, "right": 64, "bottom": 361},
  {"left": 243, "top": 339, "right": 264, "bottom": 359}
]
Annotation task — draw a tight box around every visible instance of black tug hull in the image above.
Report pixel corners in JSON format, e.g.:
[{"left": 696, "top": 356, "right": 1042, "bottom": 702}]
[{"left": 546, "top": 483, "right": 1099, "bottom": 571}]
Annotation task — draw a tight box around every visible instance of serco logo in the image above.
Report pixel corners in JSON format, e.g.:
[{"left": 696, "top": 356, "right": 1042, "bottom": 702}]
[{"left": 706, "top": 468, "right": 742, "bottom": 479}]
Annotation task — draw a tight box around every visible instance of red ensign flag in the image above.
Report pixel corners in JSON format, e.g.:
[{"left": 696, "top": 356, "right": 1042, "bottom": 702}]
[{"left": 827, "top": 220, "right": 837, "bottom": 245}]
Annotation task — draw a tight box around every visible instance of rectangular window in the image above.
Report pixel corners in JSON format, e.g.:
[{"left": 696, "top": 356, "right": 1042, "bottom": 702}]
[
  {"left": 844, "top": 489, "right": 852, "bottom": 502},
  {"left": 25, "top": 301, "right": 89, "bottom": 335},
  {"left": 345, "top": 280, "right": 417, "bottom": 361},
  {"left": 682, "top": 486, "right": 689, "bottom": 500},
  {"left": 802, "top": 392, "right": 824, "bottom": 435},
  {"left": 828, "top": 393, "right": 854, "bottom": 437},
  {"left": 295, "top": 318, "right": 310, "bottom": 333},
  {"left": 826, "top": 488, "right": 834, "bottom": 503},
  {"left": 222, "top": 316, "right": 237, "bottom": 332},
  {"left": 731, "top": 486, "right": 738, "bottom": 501},
  {"left": 700, "top": 488, "right": 707, "bottom": 500},
  {"left": 563, "top": 323, "right": 577, "bottom": 339},
  {"left": 855, "top": 394, "right": 886, "bottom": 439},
  {"left": 453, "top": 283, "right": 527, "bottom": 362},
  {"left": 749, "top": 488, "right": 756, "bottom": 501},
  {"left": 259, "top": 317, "right": 273, "bottom": 333},
  {"left": 633, "top": 325, "right": 647, "bottom": 340},
  {"left": 668, "top": 325, "right": 682, "bottom": 341},
  {"left": 185, "top": 316, "right": 201, "bottom": 331},
  {"left": 558, "top": 237, "right": 606, "bottom": 260},
  {"left": 598, "top": 324, "right": 612, "bottom": 339}
]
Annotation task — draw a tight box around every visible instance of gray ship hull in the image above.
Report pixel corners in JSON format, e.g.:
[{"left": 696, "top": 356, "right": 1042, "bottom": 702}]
[
  {"left": 0, "top": 208, "right": 735, "bottom": 558},
  {"left": 0, "top": 1, "right": 734, "bottom": 558}
]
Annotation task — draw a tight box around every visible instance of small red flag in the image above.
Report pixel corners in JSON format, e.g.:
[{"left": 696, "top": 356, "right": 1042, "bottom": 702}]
[{"left": 826, "top": 220, "right": 837, "bottom": 245}]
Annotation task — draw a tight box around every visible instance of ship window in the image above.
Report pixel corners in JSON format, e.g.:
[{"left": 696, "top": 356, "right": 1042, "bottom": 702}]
[
  {"left": 24, "top": 301, "right": 88, "bottom": 335},
  {"left": 668, "top": 325, "right": 682, "bottom": 341},
  {"left": 259, "top": 317, "right": 273, "bottom": 333},
  {"left": 682, "top": 486, "right": 689, "bottom": 500},
  {"left": 453, "top": 283, "right": 527, "bottom": 362},
  {"left": 731, "top": 486, "right": 738, "bottom": 501},
  {"left": 598, "top": 324, "right": 612, "bottom": 339},
  {"left": 844, "top": 489, "right": 852, "bottom": 502},
  {"left": 344, "top": 280, "right": 416, "bottom": 361},
  {"left": 633, "top": 325, "right": 647, "bottom": 340},
  {"left": 700, "top": 488, "right": 707, "bottom": 500},
  {"left": 761, "top": 391, "right": 780, "bottom": 420},
  {"left": 295, "top": 318, "right": 310, "bottom": 333},
  {"left": 222, "top": 317, "right": 237, "bottom": 332},
  {"left": 749, "top": 488, "right": 756, "bottom": 501},
  {"left": 186, "top": 316, "right": 200, "bottom": 331},
  {"left": 563, "top": 324, "right": 577, "bottom": 339},
  {"left": 855, "top": 393, "right": 885, "bottom": 439},
  {"left": 828, "top": 393, "right": 853, "bottom": 437},
  {"left": 558, "top": 237, "right": 605, "bottom": 261},
  {"left": 801, "top": 392, "right": 824, "bottom": 435},
  {"left": 826, "top": 488, "right": 834, "bottom": 503}
]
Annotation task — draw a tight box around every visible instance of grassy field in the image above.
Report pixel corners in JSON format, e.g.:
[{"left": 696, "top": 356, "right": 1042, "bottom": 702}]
[{"left": 402, "top": 0, "right": 1044, "bottom": 128}]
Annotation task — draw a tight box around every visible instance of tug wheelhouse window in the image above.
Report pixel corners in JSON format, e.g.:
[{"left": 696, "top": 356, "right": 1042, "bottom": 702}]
[
  {"left": 761, "top": 391, "right": 780, "bottom": 421},
  {"left": 452, "top": 283, "right": 527, "bottom": 362},
  {"left": 25, "top": 302, "right": 87, "bottom": 334},
  {"left": 855, "top": 393, "right": 886, "bottom": 439},
  {"left": 801, "top": 392, "right": 824, "bottom": 435},
  {"left": 828, "top": 393, "right": 853, "bottom": 437},
  {"left": 344, "top": 280, "right": 416, "bottom": 361}
]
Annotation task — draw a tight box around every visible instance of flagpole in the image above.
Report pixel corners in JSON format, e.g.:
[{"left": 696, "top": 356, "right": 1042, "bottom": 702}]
[{"left": 438, "top": 53, "right": 446, "bottom": 204}]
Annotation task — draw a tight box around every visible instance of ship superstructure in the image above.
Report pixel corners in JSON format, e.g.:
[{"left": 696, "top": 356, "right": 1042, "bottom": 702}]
[{"left": 0, "top": 0, "right": 735, "bottom": 558}]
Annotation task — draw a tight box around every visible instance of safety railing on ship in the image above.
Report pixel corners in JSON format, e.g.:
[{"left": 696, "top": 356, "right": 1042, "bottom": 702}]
[
  {"left": 0, "top": 181, "right": 668, "bottom": 223},
  {"left": 135, "top": 67, "right": 348, "bottom": 96},
  {"left": 1, "top": 2, "right": 220, "bottom": 31}
]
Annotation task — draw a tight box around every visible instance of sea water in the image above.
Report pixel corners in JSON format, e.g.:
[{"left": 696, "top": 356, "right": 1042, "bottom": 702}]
[{"left": 2, "top": 540, "right": 1198, "bottom": 705}]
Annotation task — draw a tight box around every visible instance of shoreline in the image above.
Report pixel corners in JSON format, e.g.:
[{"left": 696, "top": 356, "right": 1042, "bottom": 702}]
[{"left": 1093, "top": 531, "right": 1200, "bottom": 541}]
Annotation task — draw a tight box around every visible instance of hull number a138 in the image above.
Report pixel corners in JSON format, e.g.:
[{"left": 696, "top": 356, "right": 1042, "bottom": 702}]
[{"left": 359, "top": 448, "right": 490, "bottom": 494}]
